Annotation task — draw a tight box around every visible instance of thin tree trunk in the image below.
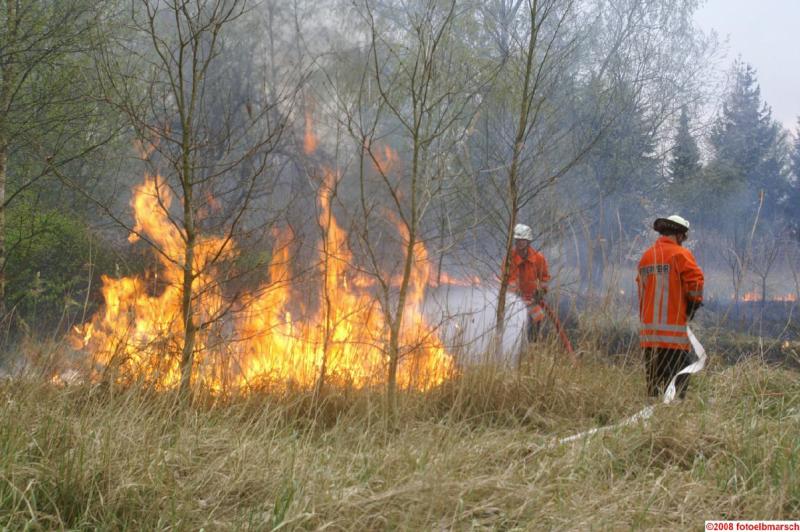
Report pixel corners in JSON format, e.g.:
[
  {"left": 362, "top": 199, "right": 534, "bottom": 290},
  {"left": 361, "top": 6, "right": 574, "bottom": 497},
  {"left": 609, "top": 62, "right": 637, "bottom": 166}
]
[
  {"left": 315, "top": 190, "right": 335, "bottom": 404},
  {"left": 179, "top": 134, "right": 197, "bottom": 397},
  {"left": 386, "top": 139, "right": 420, "bottom": 422},
  {"left": 0, "top": 0, "right": 18, "bottom": 316},
  {"left": 0, "top": 147, "right": 7, "bottom": 316},
  {"left": 179, "top": 229, "right": 196, "bottom": 398},
  {"left": 495, "top": 0, "right": 539, "bottom": 335},
  {"left": 386, "top": 231, "right": 415, "bottom": 420}
]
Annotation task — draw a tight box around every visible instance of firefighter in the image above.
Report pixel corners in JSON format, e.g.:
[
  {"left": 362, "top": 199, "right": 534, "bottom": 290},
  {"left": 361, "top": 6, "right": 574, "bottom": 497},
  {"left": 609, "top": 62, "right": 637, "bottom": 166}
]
[
  {"left": 636, "top": 215, "right": 704, "bottom": 399},
  {"left": 508, "top": 223, "right": 550, "bottom": 342}
]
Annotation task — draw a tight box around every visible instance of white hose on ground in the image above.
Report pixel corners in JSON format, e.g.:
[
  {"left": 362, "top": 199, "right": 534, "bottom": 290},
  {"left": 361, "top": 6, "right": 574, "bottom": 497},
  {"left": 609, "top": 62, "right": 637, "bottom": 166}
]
[{"left": 557, "top": 326, "right": 706, "bottom": 445}]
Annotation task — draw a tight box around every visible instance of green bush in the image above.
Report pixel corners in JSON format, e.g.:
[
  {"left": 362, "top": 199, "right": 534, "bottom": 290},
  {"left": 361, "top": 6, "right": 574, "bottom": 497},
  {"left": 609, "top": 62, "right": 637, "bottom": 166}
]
[{"left": 5, "top": 202, "right": 113, "bottom": 331}]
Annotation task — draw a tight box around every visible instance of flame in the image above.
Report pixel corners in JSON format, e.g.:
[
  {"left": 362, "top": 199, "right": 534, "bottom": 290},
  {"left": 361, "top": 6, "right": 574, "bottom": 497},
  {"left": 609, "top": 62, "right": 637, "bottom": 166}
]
[
  {"left": 236, "top": 170, "right": 451, "bottom": 390},
  {"left": 74, "top": 174, "right": 235, "bottom": 390},
  {"left": 74, "top": 153, "right": 452, "bottom": 393},
  {"left": 437, "top": 272, "right": 481, "bottom": 287},
  {"left": 133, "top": 138, "right": 157, "bottom": 160},
  {"left": 739, "top": 291, "right": 797, "bottom": 302},
  {"left": 373, "top": 145, "right": 399, "bottom": 175},
  {"left": 303, "top": 109, "right": 318, "bottom": 155}
]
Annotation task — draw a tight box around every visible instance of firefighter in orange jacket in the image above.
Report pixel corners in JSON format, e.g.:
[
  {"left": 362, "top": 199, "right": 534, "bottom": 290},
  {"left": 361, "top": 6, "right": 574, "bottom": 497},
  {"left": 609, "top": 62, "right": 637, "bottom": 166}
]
[
  {"left": 636, "top": 215, "right": 704, "bottom": 399},
  {"left": 509, "top": 223, "right": 550, "bottom": 341}
]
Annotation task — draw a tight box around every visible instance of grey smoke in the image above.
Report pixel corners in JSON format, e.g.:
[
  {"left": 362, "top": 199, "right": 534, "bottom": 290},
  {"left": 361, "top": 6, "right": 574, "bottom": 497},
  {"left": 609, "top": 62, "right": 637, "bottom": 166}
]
[{"left": 424, "top": 285, "right": 528, "bottom": 368}]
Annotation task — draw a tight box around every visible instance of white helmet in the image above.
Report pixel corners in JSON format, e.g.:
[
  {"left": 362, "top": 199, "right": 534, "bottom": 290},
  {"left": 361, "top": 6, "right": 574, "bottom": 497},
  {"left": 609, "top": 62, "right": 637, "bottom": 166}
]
[
  {"left": 653, "top": 215, "right": 690, "bottom": 233},
  {"left": 513, "top": 223, "right": 533, "bottom": 241}
]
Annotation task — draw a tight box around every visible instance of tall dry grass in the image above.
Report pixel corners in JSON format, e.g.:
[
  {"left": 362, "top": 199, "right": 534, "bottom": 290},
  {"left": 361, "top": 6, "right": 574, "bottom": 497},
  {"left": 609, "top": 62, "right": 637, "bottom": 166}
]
[{"left": 0, "top": 341, "right": 798, "bottom": 530}]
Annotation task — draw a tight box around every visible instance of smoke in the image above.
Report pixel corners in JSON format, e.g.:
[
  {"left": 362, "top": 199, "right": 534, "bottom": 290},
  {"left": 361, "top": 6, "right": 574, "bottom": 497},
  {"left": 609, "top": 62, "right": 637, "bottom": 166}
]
[{"left": 423, "top": 285, "right": 528, "bottom": 368}]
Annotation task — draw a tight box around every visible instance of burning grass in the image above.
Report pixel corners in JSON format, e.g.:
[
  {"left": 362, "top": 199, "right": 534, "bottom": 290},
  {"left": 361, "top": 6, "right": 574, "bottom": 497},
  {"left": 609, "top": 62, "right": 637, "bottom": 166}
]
[
  {"left": 72, "top": 170, "right": 453, "bottom": 394},
  {"left": 1, "top": 346, "right": 798, "bottom": 529}
]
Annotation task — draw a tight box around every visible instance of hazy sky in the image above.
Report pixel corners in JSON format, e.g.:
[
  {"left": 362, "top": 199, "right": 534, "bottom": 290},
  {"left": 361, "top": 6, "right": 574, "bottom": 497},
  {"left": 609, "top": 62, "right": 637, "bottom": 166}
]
[{"left": 695, "top": 0, "right": 799, "bottom": 130}]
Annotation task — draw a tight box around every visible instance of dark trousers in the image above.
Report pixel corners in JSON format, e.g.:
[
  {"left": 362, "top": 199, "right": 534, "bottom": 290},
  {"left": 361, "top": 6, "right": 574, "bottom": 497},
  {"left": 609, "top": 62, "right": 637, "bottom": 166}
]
[
  {"left": 526, "top": 314, "right": 543, "bottom": 342},
  {"left": 644, "top": 347, "right": 693, "bottom": 399}
]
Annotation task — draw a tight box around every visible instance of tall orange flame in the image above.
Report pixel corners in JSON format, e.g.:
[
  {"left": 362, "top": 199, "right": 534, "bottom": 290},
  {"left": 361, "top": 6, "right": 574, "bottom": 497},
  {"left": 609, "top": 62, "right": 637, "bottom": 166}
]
[
  {"left": 74, "top": 157, "right": 453, "bottom": 393},
  {"left": 74, "top": 174, "right": 235, "bottom": 390}
]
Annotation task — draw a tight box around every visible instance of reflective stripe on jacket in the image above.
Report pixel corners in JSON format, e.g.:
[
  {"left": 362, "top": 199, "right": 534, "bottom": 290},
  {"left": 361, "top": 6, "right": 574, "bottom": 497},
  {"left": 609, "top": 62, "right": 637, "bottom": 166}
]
[
  {"left": 636, "top": 236, "right": 704, "bottom": 349},
  {"left": 509, "top": 246, "right": 550, "bottom": 301}
]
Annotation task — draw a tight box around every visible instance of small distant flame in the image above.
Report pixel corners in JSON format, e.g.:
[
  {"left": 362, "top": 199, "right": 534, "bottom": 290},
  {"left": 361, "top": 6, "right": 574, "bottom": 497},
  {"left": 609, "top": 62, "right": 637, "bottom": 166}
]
[
  {"left": 739, "top": 291, "right": 797, "bottom": 302},
  {"left": 303, "top": 110, "right": 318, "bottom": 155},
  {"left": 436, "top": 272, "right": 481, "bottom": 287},
  {"left": 205, "top": 190, "right": 222, "bottom": 213},
  {"left": 50, "top": 369, "right": 82, "bottom": 387},
  {"left": 373, "top": 145, "right": 399, "bottom": 175},
  {"left": 133, "top": 138, "right": 158, "bottom": 160}
]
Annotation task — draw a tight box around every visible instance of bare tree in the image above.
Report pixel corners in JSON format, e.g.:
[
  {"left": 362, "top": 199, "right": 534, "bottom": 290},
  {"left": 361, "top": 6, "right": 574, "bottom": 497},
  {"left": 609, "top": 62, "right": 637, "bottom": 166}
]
[
  {"left": 469, "top": 0, "right": 715, "bottom": 338},
  {"left": 788, "top": 240, "right": 800, "bottom": 302},
  {"left": 326, "top": 0, "right": 484, "bottom": 417},
  {"left": 750, "top": 227, "right": 783, "bottom": 307},
  {"left": 722, "top": 232, "right": 746, "bottom": 313},
  {"left": 67, "top": 0, "right": 290, "bottom": 397},
  {"left": 489, "top": 0, "right": 586, "bottom": 335}
]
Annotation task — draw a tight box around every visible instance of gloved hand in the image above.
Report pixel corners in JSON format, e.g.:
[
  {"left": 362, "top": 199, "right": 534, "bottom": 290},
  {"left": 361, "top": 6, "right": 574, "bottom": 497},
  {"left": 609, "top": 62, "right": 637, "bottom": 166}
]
[{"left": 686, "top": 300, "right": 702, "bottom": 321}]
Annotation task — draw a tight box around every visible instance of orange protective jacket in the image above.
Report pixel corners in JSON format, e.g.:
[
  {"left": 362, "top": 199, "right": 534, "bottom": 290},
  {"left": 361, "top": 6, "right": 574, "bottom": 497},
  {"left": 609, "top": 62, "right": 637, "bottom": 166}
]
[
  {"left": 509, "top": 246, "right": 550, "bottom": 303},
  {"left": 636, "top": 236, "right": 704, "bottom": 350}
]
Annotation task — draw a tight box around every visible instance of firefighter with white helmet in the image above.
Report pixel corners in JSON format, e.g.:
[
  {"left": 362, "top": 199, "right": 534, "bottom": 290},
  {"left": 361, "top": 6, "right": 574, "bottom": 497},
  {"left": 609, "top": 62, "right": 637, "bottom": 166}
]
[
  {"left": 636, "top": 214, "right": 704, "bottom": 398},
  {"left": 513, "top": 223, "right": 534, "bottom": 242},
  {"left": 509, "top": 223, "right": 550, "bottom": 342}
]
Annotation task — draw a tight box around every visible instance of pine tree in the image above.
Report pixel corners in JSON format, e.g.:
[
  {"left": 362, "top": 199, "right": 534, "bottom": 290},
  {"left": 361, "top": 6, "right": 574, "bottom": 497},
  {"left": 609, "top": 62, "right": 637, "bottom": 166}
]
[
  {"left": 666, "top": 106, "right": 704, "bottom": 223},
  {"left": 708, "top": 61, "right": 789, "bottom": 221},
  {"left": 792, "top": 118, "right": 800, "bottom": 180},
  {"left": 788, "top": 118, "right": 800, "bottom": 236},
  {"left": 668, "top": 106, "right": 701, "bottom": 182}
]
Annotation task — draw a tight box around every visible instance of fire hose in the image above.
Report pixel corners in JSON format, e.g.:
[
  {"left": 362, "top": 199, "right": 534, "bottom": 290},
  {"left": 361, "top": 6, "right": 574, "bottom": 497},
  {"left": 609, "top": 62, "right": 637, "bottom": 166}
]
[
  {"left": 527, "top": 299, "right": 574, "bottom": 356},
  {"left": 556, "top": 326, "right": 706, "bottom": 445},
  {"left": 539, "top": 301, "right": 575, "bottom": 356}
]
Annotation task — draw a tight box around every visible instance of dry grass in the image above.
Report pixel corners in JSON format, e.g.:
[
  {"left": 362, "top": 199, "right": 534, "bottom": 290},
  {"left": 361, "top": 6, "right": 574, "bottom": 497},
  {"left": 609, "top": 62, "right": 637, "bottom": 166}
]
[{"left": 0, "top": 346, "right": 798, "bottom": 530}]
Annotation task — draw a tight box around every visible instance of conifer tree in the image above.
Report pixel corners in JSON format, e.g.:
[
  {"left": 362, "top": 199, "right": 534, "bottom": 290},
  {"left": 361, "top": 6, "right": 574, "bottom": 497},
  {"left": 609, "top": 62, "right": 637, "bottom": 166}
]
[
  {"left": 792, "top": 119, "right": 800, "bottom": 180},
  {"left": 668, "top": 107, "right": 702, "bottom": 182},
  {"left": 788, "top": 118, "right": 800, "bottom": 236},
  {"left": 707, "top": 61, "right": 789, "bottom": 222}
]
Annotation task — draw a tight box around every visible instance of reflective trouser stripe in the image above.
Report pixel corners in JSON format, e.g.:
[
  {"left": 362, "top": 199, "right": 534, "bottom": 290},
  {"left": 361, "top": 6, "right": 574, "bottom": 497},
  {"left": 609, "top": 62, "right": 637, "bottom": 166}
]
[
  {"left": 687, "top": 290, "right": 703, "bottom": 298},
  {"left": 640, "top": 335, "right": 690, "bottom": 346},
  {"left": 640, "top": 323, "right": 687, "bottom": 333}
]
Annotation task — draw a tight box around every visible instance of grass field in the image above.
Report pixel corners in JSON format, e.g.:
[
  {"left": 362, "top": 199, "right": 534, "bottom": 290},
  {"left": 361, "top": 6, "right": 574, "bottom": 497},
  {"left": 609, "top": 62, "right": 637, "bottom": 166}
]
[{"left": 0, "top": 346, "right": 798, "bottom": 530}]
